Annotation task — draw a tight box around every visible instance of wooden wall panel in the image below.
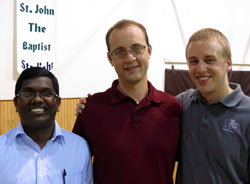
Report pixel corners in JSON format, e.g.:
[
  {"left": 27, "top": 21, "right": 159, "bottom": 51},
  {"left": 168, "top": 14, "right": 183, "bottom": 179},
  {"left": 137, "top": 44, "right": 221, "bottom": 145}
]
[
  {"left": 55, "top": 98, "right": 79, "bottom": 131},
  {"left": 0, "top": 98, "right": 79, "bottom": 135}
]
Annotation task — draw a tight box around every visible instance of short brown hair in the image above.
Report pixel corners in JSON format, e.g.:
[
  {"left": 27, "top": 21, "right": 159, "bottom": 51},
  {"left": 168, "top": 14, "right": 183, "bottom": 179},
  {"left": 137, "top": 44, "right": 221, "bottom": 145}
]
[
  {"left": 186, "top": 28, "right": 231, "bottom": 61},
  {"left": 105, "top": 19, "right": 149, "bottom": 52}
]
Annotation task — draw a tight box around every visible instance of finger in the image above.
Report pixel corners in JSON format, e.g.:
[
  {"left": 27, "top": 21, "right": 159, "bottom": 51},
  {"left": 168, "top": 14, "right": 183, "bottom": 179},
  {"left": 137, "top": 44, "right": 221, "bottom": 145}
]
[
  {"left": 80, "top": 97, "right": 87, "bottom": 104},
  {"left": 77, "top": 103, "right": 85, "bottom": 109},
  {"left": 75, "top": 107, "right": 82, "bottom": 116}
]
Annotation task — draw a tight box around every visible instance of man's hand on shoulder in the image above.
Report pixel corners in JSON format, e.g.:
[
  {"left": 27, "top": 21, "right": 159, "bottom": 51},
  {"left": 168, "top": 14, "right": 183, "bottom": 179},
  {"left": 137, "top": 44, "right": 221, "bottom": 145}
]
[{"left": 75, "top": 94, "right": 91, "bottom": 116}]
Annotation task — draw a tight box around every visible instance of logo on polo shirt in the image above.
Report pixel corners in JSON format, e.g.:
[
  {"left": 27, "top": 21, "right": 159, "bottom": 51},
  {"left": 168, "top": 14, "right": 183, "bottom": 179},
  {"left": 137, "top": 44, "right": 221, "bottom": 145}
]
[{"left": 223, "top": 119, "right": 238, "bottom": 133}]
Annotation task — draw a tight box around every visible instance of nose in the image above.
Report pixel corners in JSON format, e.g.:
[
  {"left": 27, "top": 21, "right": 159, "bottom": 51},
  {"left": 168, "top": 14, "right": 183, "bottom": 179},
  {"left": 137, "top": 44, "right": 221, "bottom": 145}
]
[
  {"left": 124, "top": 51, "right": 136, "bottom": 63},
  {"left": 196, "top": 60, "right": 207, "bottom": 73},
  {"left": 32, "top": 92, "right": 44, "bottom": 103}
]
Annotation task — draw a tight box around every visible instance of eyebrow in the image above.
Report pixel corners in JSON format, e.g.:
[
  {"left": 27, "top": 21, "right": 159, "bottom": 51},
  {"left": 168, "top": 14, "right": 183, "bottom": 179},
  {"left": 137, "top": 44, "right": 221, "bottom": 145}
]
[
  {"left": 20, "top": 87, "right": 53, "bottom": 91},
  {"left": 204, "top": 55, "right": 216, "bottom": 58},
  {"left": 188, "top": 56, "right": 197, "bottom": 60},
  {"left": 113, "top": 43, "right": 145, "bottom": 50},
  {"left": 113, "top": 47, "right": 125, "bottom": 50},
  {"left": 188, "top": 55, "right": 216, "bottom": 60}
]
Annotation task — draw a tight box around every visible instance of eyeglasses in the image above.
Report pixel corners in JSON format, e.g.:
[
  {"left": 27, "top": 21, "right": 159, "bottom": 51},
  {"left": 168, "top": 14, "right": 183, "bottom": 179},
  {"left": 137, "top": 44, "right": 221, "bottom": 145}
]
[
  {"left": 110, "top": 45, "right": 146, "bottom": 59},
  {"left": 16, "top": 91, "right": 59, "bottom": 101}
]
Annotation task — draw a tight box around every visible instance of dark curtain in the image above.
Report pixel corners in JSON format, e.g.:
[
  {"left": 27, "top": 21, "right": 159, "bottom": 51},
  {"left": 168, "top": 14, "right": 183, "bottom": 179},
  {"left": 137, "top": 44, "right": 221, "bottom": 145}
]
[{"left": 164, "top": 68, "right": 250, "bottom": 97}]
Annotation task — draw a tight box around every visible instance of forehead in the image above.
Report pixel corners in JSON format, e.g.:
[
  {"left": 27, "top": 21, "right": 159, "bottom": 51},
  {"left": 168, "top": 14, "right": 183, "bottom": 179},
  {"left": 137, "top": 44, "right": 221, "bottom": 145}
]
[
  {"left": 109, "top": 25, "right": 146, "bottom": 50},
  {"left": 20, "top": 76, "right": 54, "bottom": 90},
  {"left": 187, "top": 39, "right": 223, "bottom": 58}
]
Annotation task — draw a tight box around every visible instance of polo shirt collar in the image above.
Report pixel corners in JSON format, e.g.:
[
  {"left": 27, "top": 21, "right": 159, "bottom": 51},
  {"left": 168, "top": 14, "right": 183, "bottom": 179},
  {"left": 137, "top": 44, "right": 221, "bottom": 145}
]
[
  {"left": 146, "top": 81, "right": 161, "bottom": 104},
  {"left": 110, "top": 79, "right": 161, "bottom": 104},
  {"left": 220, "top": 83, "right": 244, "bottom": 107},
  {"left": 110, "top": 80, "right": 127, "bottom": 103},
  {"left": 190, "top": 83, "right": 244, "bottom": 107}
]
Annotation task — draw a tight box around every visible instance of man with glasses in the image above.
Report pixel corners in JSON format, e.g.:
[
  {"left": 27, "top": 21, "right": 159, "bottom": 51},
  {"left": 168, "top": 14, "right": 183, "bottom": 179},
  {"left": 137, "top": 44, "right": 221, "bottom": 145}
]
[
  {"left": 0, "top": 67, "right": 93, "bottom": 184},
  {"left": 72, "top": 19, "right": 182, "bottom": 184},
  {"left": 76, "top": 26, "right": 250, "bottom": 183}
]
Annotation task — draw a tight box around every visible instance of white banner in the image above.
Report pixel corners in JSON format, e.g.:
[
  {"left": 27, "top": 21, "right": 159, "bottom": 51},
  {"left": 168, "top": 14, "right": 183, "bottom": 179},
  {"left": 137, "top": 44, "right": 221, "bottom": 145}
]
[{"left": 16, "top": 0, "right": 57, "bottom": 73}]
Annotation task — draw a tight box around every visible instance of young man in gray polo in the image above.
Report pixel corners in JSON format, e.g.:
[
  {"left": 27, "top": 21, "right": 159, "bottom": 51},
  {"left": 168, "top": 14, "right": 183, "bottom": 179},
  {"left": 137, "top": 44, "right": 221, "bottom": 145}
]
[{"left": 176, "top": 28, "right": 250, "bottom": 184}]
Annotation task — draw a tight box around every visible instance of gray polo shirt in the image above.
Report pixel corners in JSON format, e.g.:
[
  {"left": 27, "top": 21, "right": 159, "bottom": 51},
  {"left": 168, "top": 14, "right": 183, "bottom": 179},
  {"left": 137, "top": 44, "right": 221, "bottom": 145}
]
[{"left": 176, "top": 83, "right": 250, "bottom": 184}]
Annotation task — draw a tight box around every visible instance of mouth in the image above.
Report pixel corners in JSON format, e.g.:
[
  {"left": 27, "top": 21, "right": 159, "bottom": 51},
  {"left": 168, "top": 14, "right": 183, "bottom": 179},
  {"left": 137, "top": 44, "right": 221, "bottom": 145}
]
[
  {"left": 29, "top": 107, "right": 47, "bottom": 115},
  {"left": 194, "top": 76, "right": 212, "bottom": 86},
  {"left": 196, "top": 76, "right": 211, "bottom": 81},
  {"left": 124, "top": 65, "right": 139, "bottom": 71},
  {"left": 30, "top": 108, "right": 45, "bottom": 112}
]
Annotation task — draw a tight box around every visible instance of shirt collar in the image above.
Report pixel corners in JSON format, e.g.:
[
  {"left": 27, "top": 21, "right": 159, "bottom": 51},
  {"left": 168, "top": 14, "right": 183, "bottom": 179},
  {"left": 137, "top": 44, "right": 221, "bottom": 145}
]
[
  {"left": 190, "top": 83, "right": 244, "bottom": 107},
  {"left": 110, "top": 79, "right": 161, "bottom": 104},
  {"left": 50, "top": 121, "right": 65, "bottom": 144},
  {"left": 110, "top": 80, "right": 127, "bottom": 103},
  {"left": 14, "top": 121, "right": 65, "bottom": 145},
  {"left": 220, "top": 83, "right": 244, "bottom": 107}
]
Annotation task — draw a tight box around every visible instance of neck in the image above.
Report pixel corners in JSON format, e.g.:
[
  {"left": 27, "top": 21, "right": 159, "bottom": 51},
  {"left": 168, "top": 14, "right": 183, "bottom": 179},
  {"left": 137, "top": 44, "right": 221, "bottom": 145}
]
[
  {"left": 117, "top": 79, "right": 149, "bottom": 102},
  {"left": 23, "top": 123, "right": 55, "bottom": 149},
  {"left": 202, "top": 84, "right": 233, "bottom": 103}
]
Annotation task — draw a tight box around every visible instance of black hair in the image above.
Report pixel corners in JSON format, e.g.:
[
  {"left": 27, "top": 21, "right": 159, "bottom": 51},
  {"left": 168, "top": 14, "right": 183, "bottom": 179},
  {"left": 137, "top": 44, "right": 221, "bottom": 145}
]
[{"left": 15, "top": 67, "right": 59, "bottom": 96}]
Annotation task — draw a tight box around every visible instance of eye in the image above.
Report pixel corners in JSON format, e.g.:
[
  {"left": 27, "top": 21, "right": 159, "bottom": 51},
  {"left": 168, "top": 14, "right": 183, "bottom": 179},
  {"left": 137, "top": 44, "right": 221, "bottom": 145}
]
[
  {"left": 131, "top": 45, "right": 145, "bottom": 54},
  {"left": 113, "top": 49, "right": 126, "bottom": 57},
  {"left": 21, "top": 91, "right": 33, "bottom": 97},
  {"left": 188, "top": 59, "right": 198, "bottom": 65},
  {"left": 205, "top": 58, "right": 215, "bottom": 63},
  {"left": 41, "top": 91, "right": 54, "bottom": 97}
]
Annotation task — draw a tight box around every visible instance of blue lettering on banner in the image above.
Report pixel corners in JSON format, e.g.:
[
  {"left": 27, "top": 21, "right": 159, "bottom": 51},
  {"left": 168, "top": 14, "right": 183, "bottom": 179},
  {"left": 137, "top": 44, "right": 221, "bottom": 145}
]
[
  {"left": 23, "top": 41, "right": 51, "bottom": 53},
  {"left": 21, "top": 60, "right": 54, "bottom": 71}
]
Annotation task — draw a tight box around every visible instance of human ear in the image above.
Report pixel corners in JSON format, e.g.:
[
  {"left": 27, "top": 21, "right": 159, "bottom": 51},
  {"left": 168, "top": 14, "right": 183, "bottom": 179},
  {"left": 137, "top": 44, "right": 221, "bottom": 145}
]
[
  {"left": 226, "top": 59, "right": 232, "bottom": 72},
  {"left": 107, "top": 52, "right": 114, "bottom": 66},
  {"left": 13, "top": 97, "right": 18, "bottom": 112},
  {"left": 147, "top": 44, "right": 152, "bottom": 55},
  {"left": 56, "top": 97, "right": 61, "bottom": 112}
]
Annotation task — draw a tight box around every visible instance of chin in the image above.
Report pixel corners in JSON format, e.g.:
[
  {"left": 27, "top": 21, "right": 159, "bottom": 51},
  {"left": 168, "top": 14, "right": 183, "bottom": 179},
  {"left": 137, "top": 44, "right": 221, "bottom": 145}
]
[{"left": 197, "top": 86, "right": 213, "bottom": 94}]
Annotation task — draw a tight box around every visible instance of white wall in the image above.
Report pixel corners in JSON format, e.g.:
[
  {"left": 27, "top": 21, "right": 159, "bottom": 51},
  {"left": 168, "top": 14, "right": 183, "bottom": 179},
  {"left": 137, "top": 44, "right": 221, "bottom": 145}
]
[{"left": 1, "top": 0, "right": 250, "bottom": 100}]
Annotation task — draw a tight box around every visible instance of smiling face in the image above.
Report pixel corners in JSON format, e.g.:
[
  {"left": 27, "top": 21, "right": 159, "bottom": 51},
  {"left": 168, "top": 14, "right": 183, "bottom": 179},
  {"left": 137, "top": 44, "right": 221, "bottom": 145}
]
[
  {"left": 107, "top": 25, "right": 152, "bottom": 86},
  {"left": 186, "top": 39, "right": 232, "bottom": 101},
  {"left": 14, "top": 76, "right": 60, "bottom": 130}
]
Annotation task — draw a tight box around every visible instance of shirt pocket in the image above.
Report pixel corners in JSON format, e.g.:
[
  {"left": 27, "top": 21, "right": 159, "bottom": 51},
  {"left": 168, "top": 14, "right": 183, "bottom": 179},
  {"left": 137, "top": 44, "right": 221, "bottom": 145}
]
[{"left": 65, "top": 172, "right": 82, "bottom": 183}]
